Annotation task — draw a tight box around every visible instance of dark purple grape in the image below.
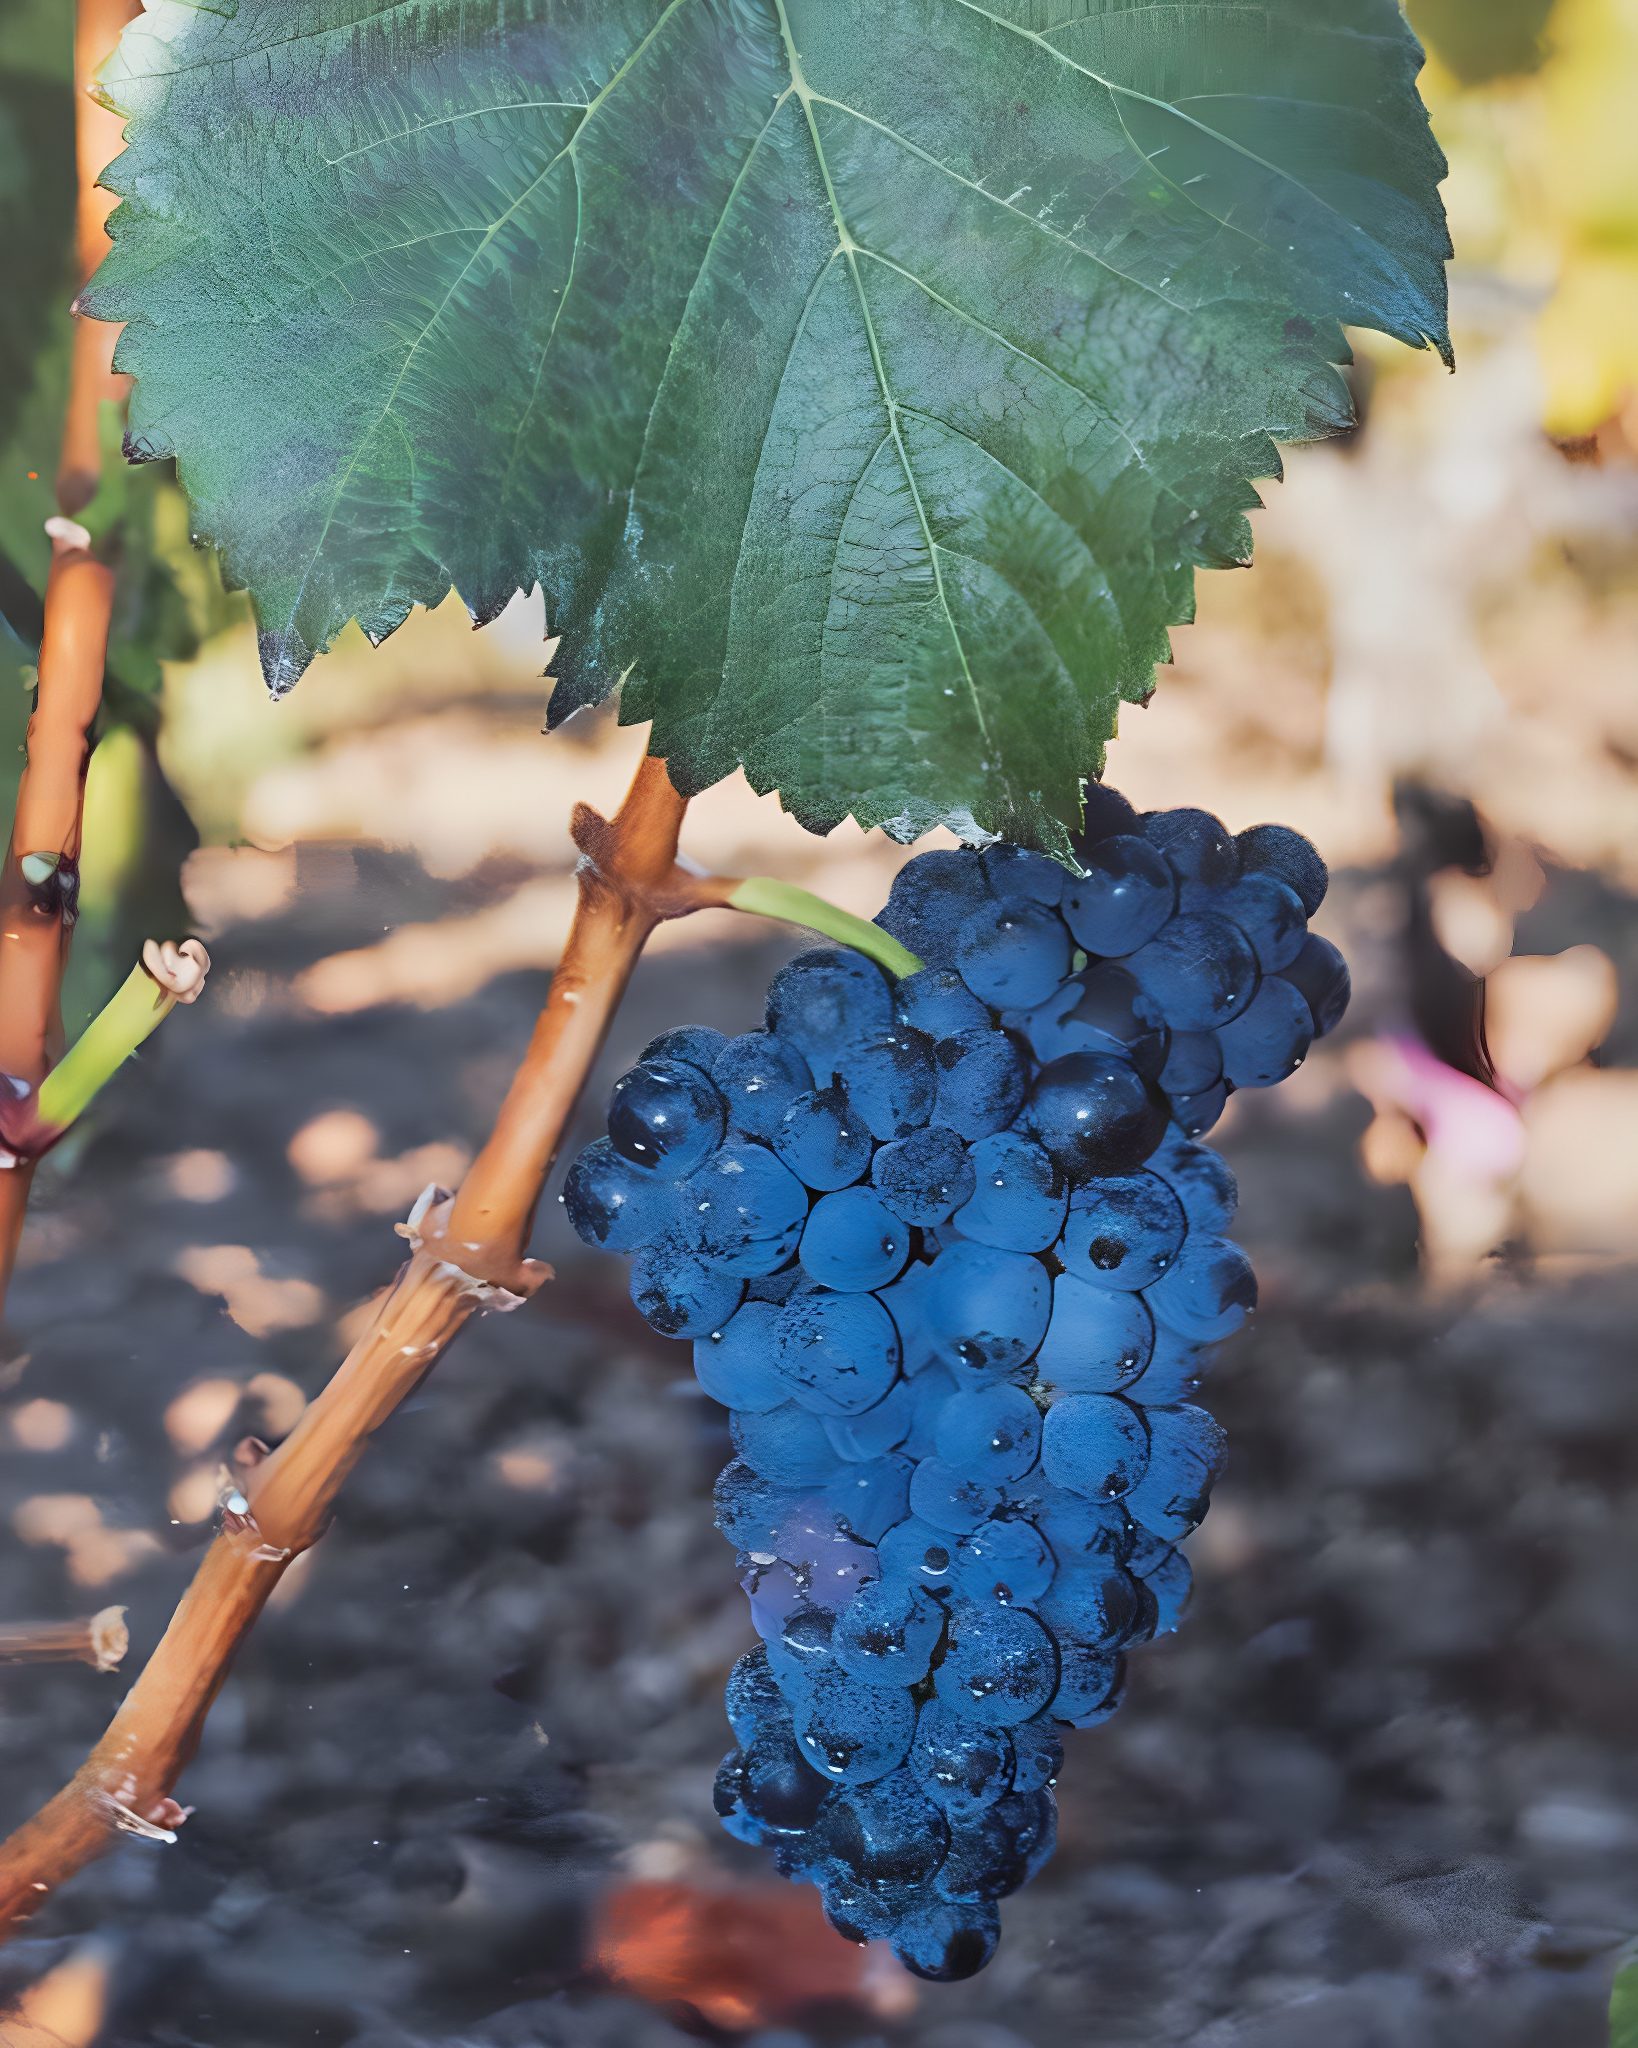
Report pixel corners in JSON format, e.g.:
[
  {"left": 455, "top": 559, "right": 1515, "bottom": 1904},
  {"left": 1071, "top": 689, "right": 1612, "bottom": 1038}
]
[
  {"left": 642, "top": 1025, "right": 729, "bottom": 1076},
  {"left": 935, "top": 1787, "right": 1057, "bottom": 1898},
  {"left": 833, "top": 1027, "right": 936, "bottom": 1140},
  {"left": 1075, "top": 781, "right": 1143, "bottom": 848},
  {"left": 1236, "top": 821, "right": 1327, "bottom": 916},
  {"left": 794, "top": 1665, "right": 920, "bottom": 1784},
  {"left": 736, "top": 1727, "right": 833, "bottom": 1833},
  {"left": 895, "top": 966, "right": 991, "bottom": 1039},
  {"left": 713, "top": 1460, "right": 804, "bottom": 1554},
  {"left": 629, "top": 1238, "right": 744, "bottom": 1338},
  {"left": 1126, "top": 913, "right": 1259, "bottom": 1032},
  {"left": 712, "top": 1030, "right": 813, "bottom": 1140},
  {"left": 1036, "top": 1561, "right": 1143, "bottom": 1648},
  {"left": 825, "top": 1452, "right": 913, "bottom": 1544},
  {"left": 832, "top": 1577, "right": 944, "bottom": 1687},
  {"left": 982, "top": 842, "right": 1066, "bottom": 907},
  {"left": 1060, "top": 834, "right": 1175, "bottom": 958},
  {"left": 561, "top": 1136, "right": 679, "bottom": 1252},
  {"left": 954, "top": 1131, "right": 1066, "bottom": 1252},
  {"left": 1159, "top": 1029, "right": 1222, "bottom": 1095},
  {"left": 821, "top": 1371, "right": 918, "bottom": 1460},
  {"left": 1123, "top": 1404, "right": 1227, "bottom": 1540},
  {"left": 911, "top": 1699, "right": 1014, "bottom": 1818},
  {"left": 1040, "top": 1393, "right": 1150, "bottom": 1500},
  {"left": 1276, "top": 931, "right": 1350, "bottom": 1035},
  {"left": 1149, "top": 1126, "right": 1238, "bottom": 1232},
  {"left": 1217, "top": 975, "right": 1312, "bottom": 1087},
  {"left": 872, "top": 1124, "right": 975, "bottom": 1225},
  {"left": 1051, "top": 1642, "right": 1127, "bottom": 1728},
  {"left": 799, "top": 1187, "right": 910, "bottom": 1293},
  {"left": 891, "top": 1893, "right": 1002, "bottom": 1982},
  {"left": 875, "top": 850, "right": 994, "bottom": 969},
  {"left": 1131, "top": 1323, "right": 1217, "bottom": 1405},
  {"left": 1144, "top": 807, "right": 1238, "bottom": 888},
  {"left": 725, "top": 1643, "right": 789, "bottom": 1744},
  {"left": 1031, "top": 1484, "right": 1131, "bottom": 1568},
  {"left": 1127, "top": 1532, "right": 1192, "bottom": 1633},
  {"left": 909, "top": 1456, "right": 1008, "bottom": 1533},
  {"left": 1061, "top": 1171, "right": 1186, "bottom": 1291},
  {"left": 766, "top": 948, "right": 894, "bottom": 1078},
  {"left": 1145, "top": 1234, "right": 1257, "bottom": 1342},
  {"left": 1217, "top": 871, "right": 1308, "bottom": 972},
  {"left": 607, "top": 1058, "right": 726, "bottom": 1176},
  {"left": 933, "top": 1028, "right": 1027, "bottom": 1141},
  {"left": 1009, "top": 1718, "right": 1064, "bottom": 1793},
  {"left": 1023, "top": 1050, "right": 1168, "bottom": 1183},
  {"left": 731, "top": 1401, "right": 845, "bottom": 1487},
  {"left": 934, "top": 1383, "right": 1042, "bottom": 1483},
  {"left": 949, "top": 1517, "right": 1055, "bottom": 1608},
  {"left": 923, "top": 1242, "right": 1051, "bottom": 1382},
  {"left": 1167, "top": 1081, "right": 1229, "bottom": 1139},
  {"left": 769, "top": 1080, "right": 873, "bottom": 1190},
  {"left": 694, "top": 1300, "right": 789, "bottom": 1411},
  {"left": 774, "top": 1291, "right": 901, "bottom": 1414},
  {"left": 875, "top": 1514, "right": 957, "bottom": 1598},
  {"left": 935, "top": 1599, "right": 1059, "bottom": 1724},
  {"left": 683, "top": 1139, "right": 808, "bottom": 1274},
  {"left": 1032, "top": 1273, "right": 1153, "bottom": 1393},
  {"left": 816, "top": 1771, "right": 949, "bottom": 1900},
  {"left": 955, "top": 900, "right": 1072, "bottom": 1009}
]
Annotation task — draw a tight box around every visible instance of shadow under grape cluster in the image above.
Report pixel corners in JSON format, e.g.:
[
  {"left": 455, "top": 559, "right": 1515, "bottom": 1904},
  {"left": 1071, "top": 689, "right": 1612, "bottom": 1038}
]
[{"left": 562, "top": 792, "right": 1348, "bottom": 1982}]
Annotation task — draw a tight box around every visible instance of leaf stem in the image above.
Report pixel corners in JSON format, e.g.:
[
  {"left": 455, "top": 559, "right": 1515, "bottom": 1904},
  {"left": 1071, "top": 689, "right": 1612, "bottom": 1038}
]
[
  {"left": 35, "top": 943, "right": 207, "bottom": 1133},
  {"left": 727, "top": 876, "right": 922, "bottom": 979}
]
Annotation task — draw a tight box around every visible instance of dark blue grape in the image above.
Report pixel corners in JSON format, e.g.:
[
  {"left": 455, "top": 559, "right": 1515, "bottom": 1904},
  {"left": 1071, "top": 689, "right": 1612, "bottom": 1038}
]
[
  {"left": 933, "top": 1028, "right": 1027, "bottom": 1140},
  {"left": 935, "top": 1787, "right": 1057, "bottom": 1899},
  {"left": 712, "top": 1031, "right": 813, "bottom": 1141},
  {"left": 1167, "top": 1080, "right": 1229, "bottom": 1138},
  {"left": 1126, "top": 913, "right": 1259, "bottom": 1032},
  {"left": 1031, "top": 1484, "right": 1131, "bottom": 1568},
  {"left": 954, "top": 1132, "right": 1066, "bottom": 1253},
  {"left": 909, "top": 1457, "right": 1008, "bottom": 1534},
  {"left": 1236, "top": 821, "right": 1327, "bottom": 917},
  {"left": 736, "top": 1728, "right": 833, "bottom": 1833},
  {"left": 821, "top": 1372, "right": 918, "bottom": 1460},
  {"left": 1061, "top": 1172, "right": 1186, "bottom": 1291},
  {"left": 911, "top": 1699, "right": 1013, "bottom": 1819},
  {"left": 1217, "top": 975, "right": 1312, "bottom": 1088},
  {"left": 876, "top": 1515, "right": 957, "bottom": 1598},
  {"left": 1145, "top": 1233, "right": 1257, "bottom": 1342},
  {"left": 950, "top": 1517, "right": 1055, "bottom": 1608},
  {"left": 900, "top": 1362, "right": 962, "bottom": 1455},
  {"left": 872, "top": 1124, "right": 976, "bottom": 1225},
  {"left": 1060, "top": 835, "right": 1175, "bottom": 957},
  {"left": 774, "top": 1291, "right": 901, "bottom": 1415},
  {"left": 935, "top": 1600, "right": 1059, "bottom": 1724},
  {"left": 833, "top": 1027, "right": 936, "bottom": 1141},
  {"left": 1128, "top": 1532, "right": 1192, "bottom": 1633},
  {"left": 955, "top": 901, "right": 1072, "bottom": 1010},
  {"left": 874, "top": 1259, "right": 941, "bottom": 1372},
  {"left": 1033, "top": 1274, "right": 1153, "bottom": 1393},
  {"left": 891, "top": 1892, "right": 1003, "bottom": 1982},
  {"left": 693, "top": 1300, "right": 789, "bottom": 1411},
  {"left": 982, "top": 843, "right": 1066, "bottom": 907},
  {"left": 799, "top": 1187, "right": 910, "bottom": 1293},
  {"left": 561, "top": 1137, "right": 678, "bottom": 1252},
  {"left": 1159, "top": 1029, "right": 1222, "bottom": 1096},
  {"left": 769, "top": 1081, "right": 873, "bottom": 1190},
  {"left": 778, "top": 1603, "right": 837, "bottom": 1676},
  {"left": 768, "top": 1500, "right": 880, "bottom": 1598},
  {"left": 876, "top": 851, "right": 994, "bottom": 970},
  {"left": 1276, "top": 931, "right": 1350, "bottom": 1035},
  {"left": 725, "top": 1644, "right": 789, "bottom": 1744},
  {"left": 683, "top": 1140, "right": 808, "bottom": 1274},
  {"left": 934, "top": 1383, "right": 1042, "bottom": 1483},
  {"left": 1010, "top": 1718, "right": 1064, "bottom": 1794},
  {"left": 1051, "top": 1642, "right": 1127, "bottom": 1728},
  {"left": 923, "top": 1243, "right": 1051, "bottom": 1382},
  {"left": 1123, "top": 1404, "right": 1227, "bottom": 1539},
  {"left": 1132, "top": 1323, "right": 1217, "bottom": 1405},
  {"left": 731, "top": 1402, "right": 846, "bottom": 1487},
  {"left": 833, "top": 1578, "right": 945, "bottom": 1687},
  {"left": 1023, "top": 1050, "right": 1168, "bottom": 1182},
  {"left": 765, "top": 948, "right": 895, "bottom": 1078},
  {"left": 1036, "top": 1561, "right": 1143, "bottom": 1649},
  {"left": 607, "top": 1058, "right": 726, "bottom": 1176},
  {"left": 795, "top": 1676, "right": 921, "bottom": 1785},
  {"left": 824, "top": 1453, "right": 913, "bottom": 1544},
  {"left": 1061, "top": 965, "right": 1169, "bottom": 1077},
  {"left": 1040, "top": 1393, "right": 1150, "bottom": 1500},
  {"left": 1149, "top": 1127, "right": 1238, "bottom": 1233},
  {"left": 714, "top": 1461, "right": 803, "bottom": 1554},
  {"left": 895, "top": 966, "right": 991, "bottom": 1040},
  {"left": 1217, "top": 871, "right": 1308, "bottom": 973},
  {"left": 713, "top": 1749, "right": 768, "bottom": 1846},
  {"left": 642, "top": 1025, "right": 729, "bottom": 1076},
  {"left": 629, "top": 1238, "right": 744, "bottom": 1338},
  {"left": 1144, "top": 807, "right": 1238, "bottom": 889}
]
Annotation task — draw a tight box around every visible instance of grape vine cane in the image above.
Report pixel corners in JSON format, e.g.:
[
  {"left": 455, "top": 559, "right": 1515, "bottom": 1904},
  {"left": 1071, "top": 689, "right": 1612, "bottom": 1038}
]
[
  {"left": 563, "top": 803, "right": 1348, "bottom": 1977},
  {"left": 0, "top": 0, "right": 1451, "bottom": 1986}
]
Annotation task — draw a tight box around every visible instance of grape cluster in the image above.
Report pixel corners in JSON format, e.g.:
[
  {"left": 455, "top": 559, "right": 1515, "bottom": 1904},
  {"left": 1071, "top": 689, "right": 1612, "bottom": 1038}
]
[{"left": 561, "top": 795, "right": 1346, "bottom": 1980}]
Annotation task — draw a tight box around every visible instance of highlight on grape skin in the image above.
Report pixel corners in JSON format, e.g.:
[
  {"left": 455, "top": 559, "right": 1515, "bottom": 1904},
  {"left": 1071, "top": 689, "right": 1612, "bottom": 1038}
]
[{"left": 558, "top": 793, "right": 1344, "bottom": 1981}]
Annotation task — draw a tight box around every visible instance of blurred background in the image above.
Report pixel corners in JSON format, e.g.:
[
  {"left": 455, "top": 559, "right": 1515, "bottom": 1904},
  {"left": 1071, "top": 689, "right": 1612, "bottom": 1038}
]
[{"left": 2, "top": 1, "right": 1638, "bottom": 2043}]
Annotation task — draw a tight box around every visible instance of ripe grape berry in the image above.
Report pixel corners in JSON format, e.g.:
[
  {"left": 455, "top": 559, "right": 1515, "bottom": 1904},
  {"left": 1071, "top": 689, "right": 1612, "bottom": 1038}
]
[{"left": 561, "top": 793, "right": 1343, "bottom": 1980}]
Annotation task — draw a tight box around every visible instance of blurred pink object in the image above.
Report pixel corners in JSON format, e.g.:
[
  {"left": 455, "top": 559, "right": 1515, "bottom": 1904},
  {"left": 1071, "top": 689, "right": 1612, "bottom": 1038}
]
[{"left": 1374, "top": 1033, "right": 1526, "bottom": 1177}]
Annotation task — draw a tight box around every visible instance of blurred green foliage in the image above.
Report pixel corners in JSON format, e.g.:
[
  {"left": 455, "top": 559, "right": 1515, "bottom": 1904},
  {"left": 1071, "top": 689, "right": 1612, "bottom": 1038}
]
[
  {"left": 1407, "top": 0, "right": 1557, "bottom": 85},
  {"left": 1612, "top": 1956, "right": 1638, "bottom": 2048}
]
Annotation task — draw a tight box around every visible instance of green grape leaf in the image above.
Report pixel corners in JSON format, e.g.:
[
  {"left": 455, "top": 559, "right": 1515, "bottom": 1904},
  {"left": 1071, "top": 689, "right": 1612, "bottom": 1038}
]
[{"left": 87, "top": 0, "right": 1451, "bottom": 850}]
